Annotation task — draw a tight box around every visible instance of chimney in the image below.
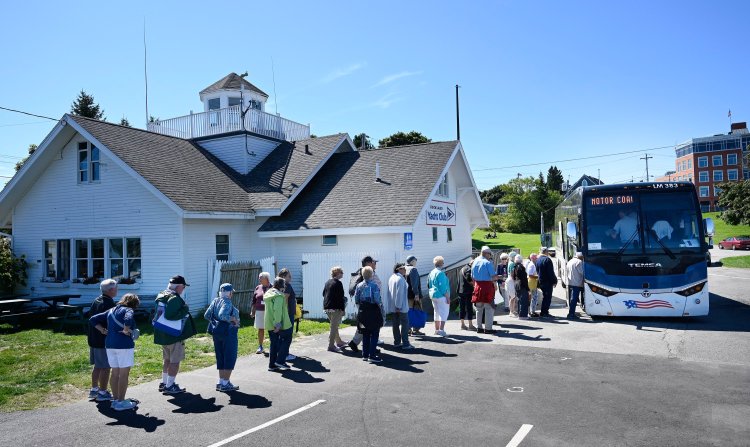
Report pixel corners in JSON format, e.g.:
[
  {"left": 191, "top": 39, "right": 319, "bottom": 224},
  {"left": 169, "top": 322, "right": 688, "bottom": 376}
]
[
  {"left": 730, "top": 122, "right": 748, "bottom": 135},
  {"left": 305, "top": 144, "right": 311, "bottom": 155},
  {"left": 375, "top": 162, "right": 381, "bottom": 183}
]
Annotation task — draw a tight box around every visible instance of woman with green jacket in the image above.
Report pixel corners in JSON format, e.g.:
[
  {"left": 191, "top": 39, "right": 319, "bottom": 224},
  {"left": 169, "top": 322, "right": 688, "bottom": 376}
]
[{"left": 264, "top": 277, "right": 292, "bottom": 371}]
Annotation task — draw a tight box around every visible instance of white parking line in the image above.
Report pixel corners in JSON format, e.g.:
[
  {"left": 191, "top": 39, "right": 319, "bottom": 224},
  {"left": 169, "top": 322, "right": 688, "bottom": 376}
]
[
  {"left": 506, "top": 424, "right": 534, "bottom": 447},
  {"left": 207, "top": 399, "right": 326, "bottom": 447}
]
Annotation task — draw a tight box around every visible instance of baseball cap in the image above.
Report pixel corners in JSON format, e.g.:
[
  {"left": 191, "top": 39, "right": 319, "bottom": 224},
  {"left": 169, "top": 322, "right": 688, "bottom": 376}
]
[
  {"left": 481, "top": 245, "right": 492, "bottom": 253},
  {"left": 361, "top": 255, "right": 378, "bottom": 266},
  {"left": 220, "top": 283, "right": 234, "bottom": 292},
  {"left": 169, "top": 275, "right": 190, "bottom": 286}
]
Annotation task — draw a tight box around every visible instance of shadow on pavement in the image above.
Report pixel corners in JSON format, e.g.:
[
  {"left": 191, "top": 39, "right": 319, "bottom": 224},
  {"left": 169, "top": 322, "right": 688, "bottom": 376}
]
[
  {"left": 500, "top": 332, "right": 551, "bottom": 342},
  {"left": 445, "top": 334, "right": 492, "bottom": 343},
  {"left": 289, "top": 356, "right": 330, "bottom": 373},
  {"left": 279, "top": 368, "right": 324, "bottom": 384},
  {"left": 496, "top": 323, "right": 544, "bottom": 331},
  {"left": 96, "top": 402, "right": 165, "bottom": 432},
  {"left": 372, "top": 352, "right": 428, "bottom": 373},
  {"left": 227, "top": 391, "right": 272, "bottom": 409},
  {"left": 380, "top": 344, "right": 459, "bottom": 357},
  {"left": 583, "top": 293, "right": 750, "bottom": 332},
  {"left": 166, "top": 391, "right": 223, "bottom": 414}
]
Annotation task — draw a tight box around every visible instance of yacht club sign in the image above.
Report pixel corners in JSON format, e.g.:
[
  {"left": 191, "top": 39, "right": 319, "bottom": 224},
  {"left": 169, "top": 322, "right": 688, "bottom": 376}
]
[{"left": 427, "top": 199, "right": 456, "bottom": 226}]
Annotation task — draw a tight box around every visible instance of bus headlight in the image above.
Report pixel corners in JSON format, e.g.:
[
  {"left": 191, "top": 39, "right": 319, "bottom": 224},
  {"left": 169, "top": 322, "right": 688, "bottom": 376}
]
[
  {"left": 588, "top": 283, "right": 618, "bottom": 297},
  {"left": 676, "top": 282, "right": 706, "bottom": 297}
]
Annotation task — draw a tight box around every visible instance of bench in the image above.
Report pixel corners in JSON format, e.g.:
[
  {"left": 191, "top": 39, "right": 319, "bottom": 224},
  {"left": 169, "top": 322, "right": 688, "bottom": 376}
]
[
  {"left": 48, "top": 304, "right": 91, "bottom": 331},
  {"left": 0, "top": 310, "right": 41, "bottom": 329}
]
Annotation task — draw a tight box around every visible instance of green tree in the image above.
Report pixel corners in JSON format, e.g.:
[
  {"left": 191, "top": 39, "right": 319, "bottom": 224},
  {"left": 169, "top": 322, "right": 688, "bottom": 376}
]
[
  {"left": 353, "top": 133, "right": 374, "bottom": 150},
  {"left": 547, "top": 165, "right": 564, "bottom": 192},
  {"left": 0, "top": 238, "right": 28, "bottom": 293},
  {"left": 14, "top": 144, "right": 37, "bottom": 172},
  {"left": 499, "top": 176, "right": 562, "bottom": 233},
  {"left": 717, "top": 180, "right": 750, "bottom": 225},
  {"left": 480, "top": 184, "right": 506, "bottom": 204},
  {"left": 378, "top": 131, "right": 431, "bottom": 147},
  {"left": 119, "top": 117, "right": 131, "bottom": 127},
  {"left": 70, "top": 90, "right": 105, "bottom": 120}
]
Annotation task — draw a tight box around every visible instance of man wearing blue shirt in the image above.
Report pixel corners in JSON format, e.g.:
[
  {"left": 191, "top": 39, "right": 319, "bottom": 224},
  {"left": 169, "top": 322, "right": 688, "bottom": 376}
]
[{"left": 471, "top": 246, "right": 500, "bottom": 333}]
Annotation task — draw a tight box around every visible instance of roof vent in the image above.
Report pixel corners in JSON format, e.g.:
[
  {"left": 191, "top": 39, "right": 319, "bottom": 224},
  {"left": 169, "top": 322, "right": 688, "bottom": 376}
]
[
  {"left": 305, "top": 144, "right": 311, "bottom": 155},
  {"left": 375, "top": 162, "right": 381, "bottom": 183}
]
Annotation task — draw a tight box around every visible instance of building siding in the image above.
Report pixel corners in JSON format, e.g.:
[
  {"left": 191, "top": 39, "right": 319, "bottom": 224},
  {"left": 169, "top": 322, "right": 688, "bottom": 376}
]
[
  {"left": 195, "top": 134, "right": 281, "bottom": 174},
  {"left": 12, "top": 134, "right": 183, "bottom": 306}
]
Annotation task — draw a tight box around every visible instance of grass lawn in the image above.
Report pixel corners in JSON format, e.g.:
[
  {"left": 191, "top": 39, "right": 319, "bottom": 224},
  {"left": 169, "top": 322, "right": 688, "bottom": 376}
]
[
  {"left": 722, "top": 255, "right": 750, "bottom": 269},
  {"left": 0, "top": 314, "right": 334, "bottom": 412},
  {"left": 704, "top": 212, "right": 750, "bottom": 242},
  {"left": 472, "top": 229, "right": 541, "bottom": 256}
]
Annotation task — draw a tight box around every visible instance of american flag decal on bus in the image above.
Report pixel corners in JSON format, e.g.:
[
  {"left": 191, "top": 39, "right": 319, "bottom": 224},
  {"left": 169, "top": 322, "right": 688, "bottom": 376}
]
[{"left": 623, "top": 300, "right": 673, "bottom": 309}]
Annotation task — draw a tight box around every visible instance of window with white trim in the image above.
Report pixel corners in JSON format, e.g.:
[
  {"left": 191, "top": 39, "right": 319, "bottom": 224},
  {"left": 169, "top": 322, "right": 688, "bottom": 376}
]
[
  {"left": 687, "top": 159, "right": 692, "bottom": 169},
  {"left": 714, "top": 186, "right": 723, "bottom": 197},
  {"left": 713, "top": 170, "right": 723, "bottom": 182},
  {"left": 712, "top": 155, "right": 723, "bottom": 166},
  {"left": 698, "top": 171, "right": 708, "bottom": 183},
  {"left": 432, "top": 227, "right": 438, "bottom": 242},
  {"left": 698, "top": 156, "right": 708, "bottom": 168},
  {"left": 699, "top": 186, "right": 709, "bottom": 197},
  {"left": 437, "top": 174, "right": 449, "bottom": 197},
  {"left": 78, "top": 142, "right": 100, "bottom": 183},
  {"left": 75, "top": 238, "right": 104, "bottom": 281},
  {"left": 447, "top": 227, "right": 453, "bottom": 242},
  {"left": 109, "top": 238, "right": 141, "bottom": 283},
  {"left": 43, "top": 240, "right": 70, "bottom": 282},
  {"left": 215, "top": 235, "right": 230, "bottom": 261},
  {"left": 728, "top": 169, "right": 738, "bottom": 181},
  {"left": 727, "top": 153, "right": 738, "bottom": 165},
  {"left": 322, "top": 235, "right": 338, "bottom": 246}
]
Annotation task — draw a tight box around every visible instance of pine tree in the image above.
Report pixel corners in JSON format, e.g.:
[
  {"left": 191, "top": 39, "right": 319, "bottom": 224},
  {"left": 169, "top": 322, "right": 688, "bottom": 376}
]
[
  {"left": 119, "top": 117, "right": 131, "bottom": 127},
  {"left": 70, "top": 90, "right": 104, "bottom": 120}
]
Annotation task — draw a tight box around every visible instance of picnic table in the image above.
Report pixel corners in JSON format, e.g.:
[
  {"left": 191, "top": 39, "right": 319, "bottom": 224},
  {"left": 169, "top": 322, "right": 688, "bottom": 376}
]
[
  {"left": 0, "top": 298, "right": 35, "bottom": 328},
  {"left": 26, "top": 294, "right": 81, "bottom": 310}
]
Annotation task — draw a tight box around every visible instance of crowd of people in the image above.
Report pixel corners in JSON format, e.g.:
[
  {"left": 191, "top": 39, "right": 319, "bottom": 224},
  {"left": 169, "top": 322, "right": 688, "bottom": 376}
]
[{"left": 85, "top": 248, "right": 581, "bottom": 410}]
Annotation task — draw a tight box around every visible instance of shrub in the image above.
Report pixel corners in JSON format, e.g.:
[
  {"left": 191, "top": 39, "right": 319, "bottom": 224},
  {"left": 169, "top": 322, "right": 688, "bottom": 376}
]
[{"left": 0, "top": 238, "right": 28, "bottom": 293}]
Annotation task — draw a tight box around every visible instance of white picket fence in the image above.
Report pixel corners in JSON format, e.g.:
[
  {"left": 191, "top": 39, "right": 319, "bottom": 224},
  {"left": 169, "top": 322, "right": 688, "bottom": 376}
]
[
  {"left": 208, "top": 256, "right": 275, "bottom": 302},
  {"left": 301, "top": 251, "right": 398, "bottom": 319}
]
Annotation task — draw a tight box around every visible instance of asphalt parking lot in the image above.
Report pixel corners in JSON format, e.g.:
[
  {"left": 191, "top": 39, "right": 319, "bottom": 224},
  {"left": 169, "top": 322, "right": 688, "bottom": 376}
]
[{"left": 1, "top": 249, "right": 748, "bottom": 447}]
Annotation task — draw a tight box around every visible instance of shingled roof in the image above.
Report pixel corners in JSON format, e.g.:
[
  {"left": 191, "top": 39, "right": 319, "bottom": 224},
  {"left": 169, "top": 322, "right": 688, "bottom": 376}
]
[
  {"left": 259, "top": 140, "right": 459, "bottom": 231},
  {"left": 200, "top": 72, "right": 269, "bottom": 98},
  {"left": 69, "top": 116, "right": 346, "bottom": 214}
]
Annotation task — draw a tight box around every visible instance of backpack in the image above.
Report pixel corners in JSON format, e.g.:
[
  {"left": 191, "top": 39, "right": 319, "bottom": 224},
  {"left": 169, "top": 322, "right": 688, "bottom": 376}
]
[{"left": 348, "top": 269, "right": 363, "bottom": 298}]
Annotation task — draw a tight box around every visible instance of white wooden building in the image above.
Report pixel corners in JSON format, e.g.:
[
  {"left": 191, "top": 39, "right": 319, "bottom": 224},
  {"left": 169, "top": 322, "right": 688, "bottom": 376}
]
[{"left": 0, "top": 73, "right": 488, "bottom": 315}]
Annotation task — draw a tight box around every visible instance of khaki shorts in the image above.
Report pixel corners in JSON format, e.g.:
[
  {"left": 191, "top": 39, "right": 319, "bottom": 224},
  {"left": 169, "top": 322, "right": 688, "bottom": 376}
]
[{"left": 162, "top": 341, "right": 186, "bottom": 363}]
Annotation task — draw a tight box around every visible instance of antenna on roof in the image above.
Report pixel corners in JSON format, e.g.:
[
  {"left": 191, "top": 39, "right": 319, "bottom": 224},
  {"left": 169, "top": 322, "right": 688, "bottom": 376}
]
[
  {"left": 271, "top": 57, "right": 279, "bottom": 116},
  {"left": 239, "top": 72, "right": 255, "bottom": 156},
  {"left": 143, "top": 17, "right": 149, "bottom": 127}
]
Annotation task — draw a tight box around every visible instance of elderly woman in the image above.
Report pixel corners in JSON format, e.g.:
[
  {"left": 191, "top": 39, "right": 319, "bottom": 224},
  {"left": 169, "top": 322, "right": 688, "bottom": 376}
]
[
  {"left": 505, "top": 251, "right": 518, "bottom": 316},
  {"left": 204, "top": 283, "right": 240, "bottom": 392},
  {"left": 496, "top": 253, "right": 509, "bottom": 311},
  {"left": 264, "top": 277, "right": 293, "bottom": 371},
  {"left": 252, "top": 272, "right": 271, "bottom": 355},
  {"left": 323, "top": 266, "right": 348, "bottom": 352},
  {"left": 428, "top": 256, "right": 451, "bottom": 337},
  {"left": 513, "top": 254, "right": 530, "bottom": 319},
  {"left": 354, "top": 266, "right": 384, "bottom": 363},
  {"left": 278, "top": 268, "right": 297, "bottom": 362},
  {"left": 89, "top": 293, "right": 140, "bottom": 411}
]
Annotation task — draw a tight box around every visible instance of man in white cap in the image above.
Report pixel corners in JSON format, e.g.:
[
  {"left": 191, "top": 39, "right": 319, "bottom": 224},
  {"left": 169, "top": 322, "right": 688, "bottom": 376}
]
[
  {"left": 566, "top": 252, "right": 584, "bottom": 319},
  {"left": 471, "top": 246, "right": 500, "bottom": 333}
]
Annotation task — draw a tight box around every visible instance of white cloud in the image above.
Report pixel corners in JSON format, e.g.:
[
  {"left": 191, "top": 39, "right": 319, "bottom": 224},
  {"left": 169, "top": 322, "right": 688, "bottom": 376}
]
[
  {"left": 370, "top": 71, "right": 422, "bottom": 88},
  {"left": 322, "top": 63, "right": 366, "bottom": 83},
  {"left": 372, "top": 92, "right": 402, "bottom": 109}
]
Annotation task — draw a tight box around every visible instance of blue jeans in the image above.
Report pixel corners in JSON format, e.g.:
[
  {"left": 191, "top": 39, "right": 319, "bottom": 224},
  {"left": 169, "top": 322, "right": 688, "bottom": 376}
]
[
  {"left": 269, "top": 330, "right": 290, "bottom": 367},
  {"left": 517, "top": 288, "right": 530, "bottom": 318},
  {"left": 279, "top": 327, "right": 293, "bottom": 361},
  {"left": 568, "top": 286, "right": 582, "bottom": 317},
  {"left": 361, "top": 329, "right": 380, "bottom": 359},
  {"left": 213, "top": 332, "right": 238, "bottom": 370}
]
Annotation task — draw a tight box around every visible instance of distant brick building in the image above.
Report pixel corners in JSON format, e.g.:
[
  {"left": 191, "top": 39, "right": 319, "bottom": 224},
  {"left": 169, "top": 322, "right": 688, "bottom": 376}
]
[{"left": 656, "top": 122, "right": 749, "bottom": 212}]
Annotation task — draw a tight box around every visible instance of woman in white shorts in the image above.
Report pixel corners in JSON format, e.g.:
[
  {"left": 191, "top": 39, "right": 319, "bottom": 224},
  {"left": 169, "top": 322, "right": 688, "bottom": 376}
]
[
  {"left": 89, "top": 293, "right": 140, "bottom": 411},
  {"left": 428, "top": 256, "right": 451, "bottom": 336},
  {"left": 252, "top": 272, "right": 271, "bottom": 354}
]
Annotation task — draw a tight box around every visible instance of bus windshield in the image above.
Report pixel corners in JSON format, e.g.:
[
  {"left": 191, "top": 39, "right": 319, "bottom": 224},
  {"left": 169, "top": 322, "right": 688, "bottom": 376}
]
[{"left": 584, "top": 191, "right": 701, "bottom": 255}]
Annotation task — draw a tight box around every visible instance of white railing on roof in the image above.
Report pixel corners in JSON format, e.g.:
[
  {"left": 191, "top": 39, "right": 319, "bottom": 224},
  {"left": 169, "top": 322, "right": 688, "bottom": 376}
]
[{"left": 147, "top": 106, "right": 310, "bottom": 141}]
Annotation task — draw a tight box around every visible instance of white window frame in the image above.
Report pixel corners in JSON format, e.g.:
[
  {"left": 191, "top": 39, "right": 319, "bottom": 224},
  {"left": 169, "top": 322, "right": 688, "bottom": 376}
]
[
  {"left": 713, "top": 170, "right": 723, "bottom": 182},
  {"left": 437, "top": 174, "right": 449, "bottom": 197},
  {"left": 215, "top": 234, "right": 230, "bottom": 261},
  {"left": 322, "top": 235, "right": 338, "bottom": 246},
  {"left": 73, "top": 237, "right": 141, "bottom": 283},
  {"left": 699, "top": 186, "right": 709, "bottom": 197},
  {"left": 727, "top": 169, "right": 738, "bottom": 181},
  {"left": 714, "top": 186, "right": 723, "bottom": 197},
  {"left": 108, "top": 237, "right": 141, "bottom": 283},
  {"left": 727, "top": 153, "right": 738, "bottom": 165},
  {"left": 77, "top": 141, "right": 100, "bottom": 183},
  {"left": 698, "top": 156, "right": 708, "bottom": 168},
  {"left": 712, "top": 155, "right": 723, "bottom": 166},
  {"left": 687, "top": 159, "right": 692, "bottom": 169},
  {"left": 698, "top": 171, "right": 708, "bottom": 183},
  {"left": 43, "top": 239, "right": 71, "bottom": 282}
]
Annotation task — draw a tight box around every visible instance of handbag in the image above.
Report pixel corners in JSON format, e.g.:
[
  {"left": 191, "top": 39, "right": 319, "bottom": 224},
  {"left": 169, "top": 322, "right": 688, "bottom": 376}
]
[
  {"left": 407, "top": 307, "right": 426, "bottom": 329},
  {"left": 295, "top": 303, "right": 303, "bottom": 320},
  {"left": 152, "top": 303, "right": 187, "bottom": 337}
]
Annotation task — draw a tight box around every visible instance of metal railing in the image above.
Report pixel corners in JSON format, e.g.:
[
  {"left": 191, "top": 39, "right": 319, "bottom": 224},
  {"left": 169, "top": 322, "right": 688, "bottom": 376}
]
[{"left": 146, "top": 106, "right": 310, "bottom": 141}]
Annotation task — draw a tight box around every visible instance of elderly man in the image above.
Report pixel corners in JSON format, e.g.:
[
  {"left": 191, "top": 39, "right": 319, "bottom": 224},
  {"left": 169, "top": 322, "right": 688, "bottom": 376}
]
[
  {"left": 525, "top": 253, "right": 540, "bottom": 317},
  {"left": 536, "top": 248, "right": 558, "bottom": 318},
  {"left": 388, "top": 263, "right": 413, "bottom": 350},
  {"left": 471, "top": 246, "right": 500, "bottom": 333},
  {"left": 87, "top": 278, "right": 118, "bottom": 402},
  {"left": 154, "top": 275, "right": 197, "bottom": 394},
  {"left": 566, "top": 252, "right": 584, "bottom": 319},
  {"left": 405, "top": 255, "right": 424, "bottom": 336}
]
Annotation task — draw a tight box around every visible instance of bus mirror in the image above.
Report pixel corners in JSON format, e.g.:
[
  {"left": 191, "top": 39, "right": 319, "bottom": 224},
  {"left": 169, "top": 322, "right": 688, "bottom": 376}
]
[
  {"left": 566, "top": 221, "right": 577, "bottom": 240},
  {"left": 704, "top": 218, "right": 715, "bottom": 237}
]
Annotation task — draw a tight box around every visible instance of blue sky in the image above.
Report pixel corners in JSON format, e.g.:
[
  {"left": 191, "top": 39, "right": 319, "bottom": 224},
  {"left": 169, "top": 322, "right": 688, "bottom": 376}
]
[{"left": 1, "top": 0, "right": 748, "bottom": 190}]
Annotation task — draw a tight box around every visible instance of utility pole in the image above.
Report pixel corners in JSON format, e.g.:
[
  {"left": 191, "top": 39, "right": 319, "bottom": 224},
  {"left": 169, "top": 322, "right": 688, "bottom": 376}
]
[
  {"left": 640, "top": 153, "right": 653, "bottom": 181},
  {"left": 455, "top": 84, "right": 461, "bottom": 141},
  {"left": 597, "top": 168, "right": 600, "bottom": 183}
]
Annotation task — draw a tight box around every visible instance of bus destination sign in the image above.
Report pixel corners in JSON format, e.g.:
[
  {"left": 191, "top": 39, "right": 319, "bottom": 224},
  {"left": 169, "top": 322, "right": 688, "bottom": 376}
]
[{"left": 589, "top": 195, "right": 635, "bottom": 206}]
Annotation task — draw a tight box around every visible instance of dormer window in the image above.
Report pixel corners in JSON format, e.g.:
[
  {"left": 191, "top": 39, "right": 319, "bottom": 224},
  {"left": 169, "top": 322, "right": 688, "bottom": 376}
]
[
  {"left": 78, "top": 142, "right": 100, "bottom": 183},
  {"left": 208, "top": 98, "right": 221, "bottom": 110},
  {"left": 228, "top": 97, "right": 242, "bottom": 108}
]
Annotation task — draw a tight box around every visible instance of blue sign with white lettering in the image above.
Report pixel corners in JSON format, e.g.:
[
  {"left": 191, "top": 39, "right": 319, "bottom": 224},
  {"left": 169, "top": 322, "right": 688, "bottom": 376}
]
[{"left": 404, "top": 232, "right": 413, "bottom": 250}]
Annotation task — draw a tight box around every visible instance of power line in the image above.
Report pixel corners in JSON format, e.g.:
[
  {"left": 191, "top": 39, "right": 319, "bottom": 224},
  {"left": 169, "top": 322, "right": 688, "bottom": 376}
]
[
  {"left": 0, "top": 106, "right": 58, "bottom": 121},
  {"left": 471, "top": 144, "right": 675, "bottom": 172},
  {"left": 0, "top": 121, "right": 50, "bottom": 128}
]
